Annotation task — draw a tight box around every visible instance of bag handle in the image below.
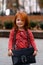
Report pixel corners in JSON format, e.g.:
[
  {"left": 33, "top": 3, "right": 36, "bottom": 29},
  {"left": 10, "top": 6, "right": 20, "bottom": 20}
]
[
  {"left": 26, "top": 30, "right": 32, "bottom": 48},
  {"left": 26, "top": 30, "right": 31, "bottom": 44}
]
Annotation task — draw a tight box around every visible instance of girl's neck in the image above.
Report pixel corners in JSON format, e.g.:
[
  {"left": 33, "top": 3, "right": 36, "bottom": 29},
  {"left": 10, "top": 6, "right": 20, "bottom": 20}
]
[{"left": 18, "top": 27, "right": 24, "bottom": 31}]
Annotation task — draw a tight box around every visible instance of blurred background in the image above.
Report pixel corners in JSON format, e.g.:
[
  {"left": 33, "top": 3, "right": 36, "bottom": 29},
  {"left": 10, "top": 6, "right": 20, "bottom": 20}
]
[
  {"left": 0, "top": 0, "right": 43, "bottom": 16},
  {"left": 0, "top": 0, "right": 43, "bottom": 35}
]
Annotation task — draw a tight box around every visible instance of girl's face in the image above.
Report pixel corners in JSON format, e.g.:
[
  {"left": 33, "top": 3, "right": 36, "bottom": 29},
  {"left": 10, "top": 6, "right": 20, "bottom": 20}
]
[{"left": 16, "top": 17, "right": 25, "bottom": 28}]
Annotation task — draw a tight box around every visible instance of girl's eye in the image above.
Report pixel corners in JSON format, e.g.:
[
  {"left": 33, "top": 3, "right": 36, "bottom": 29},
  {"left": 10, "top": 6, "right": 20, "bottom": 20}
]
[
  {"left": 17, "top": 19, "right": 20, "bottom": 21},
  {"left": 16, "top": 19, "right": 24, "bottom": 21},
  {"left": 21, "top": 20, "right": 24, "bottom": 21}
]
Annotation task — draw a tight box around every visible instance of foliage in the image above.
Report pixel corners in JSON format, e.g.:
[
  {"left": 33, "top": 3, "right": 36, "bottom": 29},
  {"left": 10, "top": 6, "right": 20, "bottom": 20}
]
[
  {"left": 29, "top": 21, "right": 37, "bottom": 29},
  {"left": 39, "top": 22, "right": 43, "bottom": 30},
  {"left": 4, "top": 20, "right": 13, "bottom": 29},
  {"left": 0, "top": 21, "right": 3, "bottom": 29}
]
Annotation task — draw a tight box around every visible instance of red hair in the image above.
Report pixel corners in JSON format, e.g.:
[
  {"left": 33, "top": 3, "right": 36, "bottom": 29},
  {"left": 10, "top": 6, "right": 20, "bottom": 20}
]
[{"left": 14, "top": 11, "right": 29, "bottom": 30}]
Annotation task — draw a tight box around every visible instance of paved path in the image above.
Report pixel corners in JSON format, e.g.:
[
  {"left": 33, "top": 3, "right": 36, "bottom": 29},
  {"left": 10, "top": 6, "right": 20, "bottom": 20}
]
[{"left": 0, "top": 38, "right": 43, "bottom": 65}]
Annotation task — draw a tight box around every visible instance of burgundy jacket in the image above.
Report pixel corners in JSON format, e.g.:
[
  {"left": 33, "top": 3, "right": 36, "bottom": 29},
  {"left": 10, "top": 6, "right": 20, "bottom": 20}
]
[{"left": 8, "top": 28, "right": 37, "bottom": 51}]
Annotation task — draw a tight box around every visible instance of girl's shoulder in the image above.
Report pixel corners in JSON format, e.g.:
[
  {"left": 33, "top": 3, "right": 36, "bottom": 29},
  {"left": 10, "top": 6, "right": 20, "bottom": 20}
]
[
  {"left": 27, "top": 29, "right": 32, "bottom": 33},
  {"left": 10, "top": 28, "right": 15, "bottom": 34},
  {"left": 10, "top": 28, "right": 14, "bottom": 32},
  {"left": 27, "top": 29, "right": 33, "bottom": 36}
]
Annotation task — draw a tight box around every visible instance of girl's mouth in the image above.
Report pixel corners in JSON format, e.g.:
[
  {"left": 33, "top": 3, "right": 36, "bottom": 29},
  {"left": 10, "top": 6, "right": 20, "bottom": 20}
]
[{"left": 17, "top": 23, "right": 23, "bottom": 25}]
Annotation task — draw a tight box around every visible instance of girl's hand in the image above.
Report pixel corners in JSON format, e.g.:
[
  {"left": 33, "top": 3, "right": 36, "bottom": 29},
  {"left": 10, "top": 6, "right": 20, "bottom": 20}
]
[
  {"left": 8, "top": 50, "right": 13, "bottom": 56},
  {"left": 33, "top": 50, "right": 38, "bottom": 56}
]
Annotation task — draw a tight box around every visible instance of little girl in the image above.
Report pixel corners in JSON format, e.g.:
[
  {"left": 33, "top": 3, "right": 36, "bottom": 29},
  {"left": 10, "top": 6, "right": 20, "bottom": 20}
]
[{"left": 8, "top": 11, "right": 38, "bottom": 65}]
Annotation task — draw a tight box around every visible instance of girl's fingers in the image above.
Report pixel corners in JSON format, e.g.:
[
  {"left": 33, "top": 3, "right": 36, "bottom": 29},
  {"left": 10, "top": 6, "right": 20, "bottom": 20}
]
[{"left": 33, "top": 50, "right": 37, "bottom": 56}]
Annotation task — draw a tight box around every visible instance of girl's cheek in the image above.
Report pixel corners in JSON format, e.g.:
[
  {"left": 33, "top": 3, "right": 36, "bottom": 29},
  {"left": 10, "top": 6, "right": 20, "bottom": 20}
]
[{"left": 16, "top": 21, "right": 18, "bottom": 23}]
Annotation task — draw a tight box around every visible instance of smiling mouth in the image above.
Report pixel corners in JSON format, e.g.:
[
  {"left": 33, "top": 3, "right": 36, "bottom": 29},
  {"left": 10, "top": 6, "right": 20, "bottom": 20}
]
[{"left": 18, "top": 23, "right": 23, "bottom": 25}]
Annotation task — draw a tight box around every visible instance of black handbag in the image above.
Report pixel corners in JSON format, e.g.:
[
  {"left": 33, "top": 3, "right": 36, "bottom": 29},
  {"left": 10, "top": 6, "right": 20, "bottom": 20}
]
[{"left": 12, "top": 30, "right": 36, "bottom": 65}]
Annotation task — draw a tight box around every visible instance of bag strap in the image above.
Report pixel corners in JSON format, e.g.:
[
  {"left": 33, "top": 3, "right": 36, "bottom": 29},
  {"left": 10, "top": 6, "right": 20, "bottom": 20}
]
[
  {"left": 13, "top": 29, "right": 17, "bottom": 49},
  {"left": 26, "top": 30, "right": 32, "bottom": 47}
]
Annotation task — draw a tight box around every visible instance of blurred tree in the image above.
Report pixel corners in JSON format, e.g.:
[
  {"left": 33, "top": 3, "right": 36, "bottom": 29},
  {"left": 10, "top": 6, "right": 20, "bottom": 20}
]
[{"left": 39, "top": 0, "right": 43, "bottom": 8}]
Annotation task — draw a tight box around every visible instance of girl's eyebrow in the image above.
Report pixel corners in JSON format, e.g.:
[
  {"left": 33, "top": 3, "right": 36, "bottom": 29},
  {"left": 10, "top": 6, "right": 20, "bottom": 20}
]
[{"left": 16, "top": 18, "right": 21, "bottom": 21}]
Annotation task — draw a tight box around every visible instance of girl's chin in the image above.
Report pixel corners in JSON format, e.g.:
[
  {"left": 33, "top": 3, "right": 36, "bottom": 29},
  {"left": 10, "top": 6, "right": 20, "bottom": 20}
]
[{"left": 17, "top": 25, "right": 24, "bottom": 27}]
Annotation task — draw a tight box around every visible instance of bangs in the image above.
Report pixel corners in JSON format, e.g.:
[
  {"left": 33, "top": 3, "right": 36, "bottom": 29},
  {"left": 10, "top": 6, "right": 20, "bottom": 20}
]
[{"left": 15, "top": 12, "right": 27, "bottom": 21}]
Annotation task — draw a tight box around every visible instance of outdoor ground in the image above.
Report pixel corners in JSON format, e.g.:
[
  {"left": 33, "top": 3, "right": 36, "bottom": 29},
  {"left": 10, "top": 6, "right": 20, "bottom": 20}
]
[{"left": 0, "top": 38, "right": 43, "bottom": 65}]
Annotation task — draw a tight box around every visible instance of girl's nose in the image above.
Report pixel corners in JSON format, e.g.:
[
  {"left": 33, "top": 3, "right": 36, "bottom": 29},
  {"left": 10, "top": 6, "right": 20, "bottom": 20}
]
[{"left": 17, "top": 20, "right": 21, "bottom": 23}]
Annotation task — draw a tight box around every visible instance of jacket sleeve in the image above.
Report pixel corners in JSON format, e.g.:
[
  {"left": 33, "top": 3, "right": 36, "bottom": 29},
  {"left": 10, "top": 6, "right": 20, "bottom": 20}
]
[
  {"left": 28, "top": 29, "right": 38, "bottom": 51},
  {"left": 8, "top": 28, "right": 14, "bottom": 50}
]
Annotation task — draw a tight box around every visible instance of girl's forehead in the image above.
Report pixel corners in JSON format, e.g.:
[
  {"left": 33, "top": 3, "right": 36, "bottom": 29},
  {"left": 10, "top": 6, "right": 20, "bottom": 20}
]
[
  {"left": 16, "top": 16, "right": 21, "bottom": 19},
  {"left": 16, "top": 15, "right": 25, "bottom": 20}
]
